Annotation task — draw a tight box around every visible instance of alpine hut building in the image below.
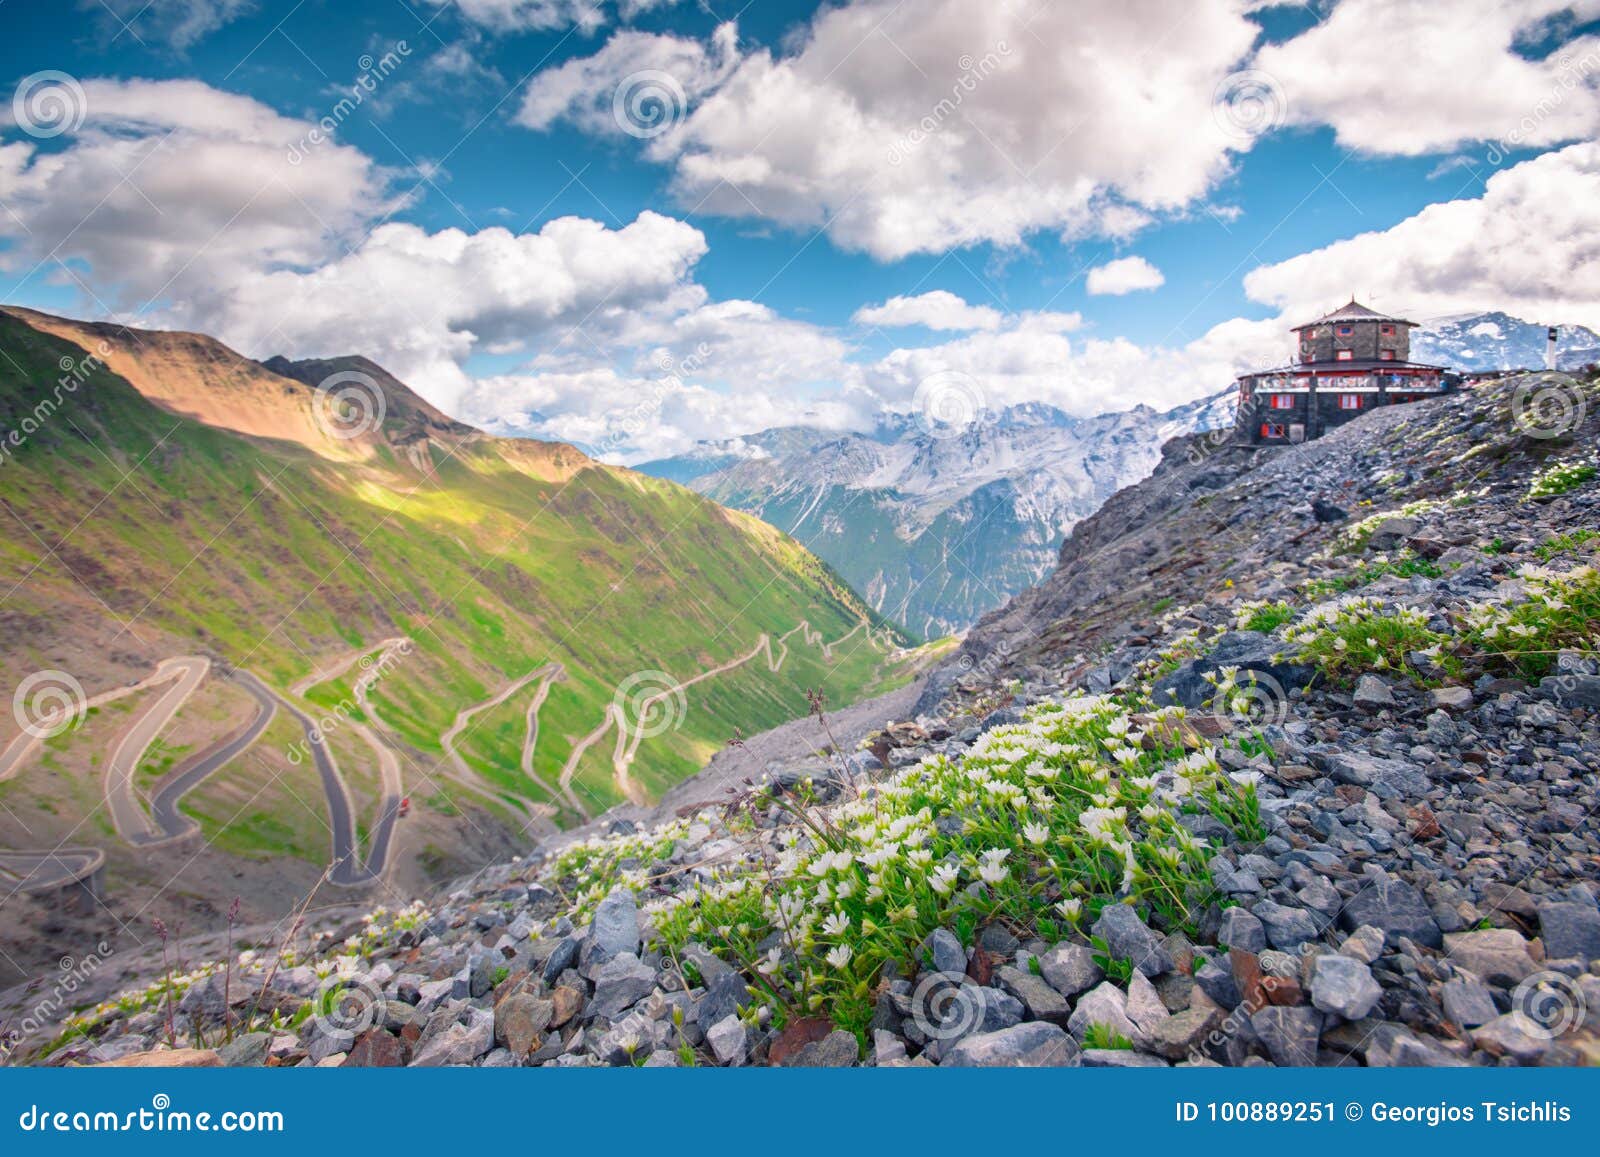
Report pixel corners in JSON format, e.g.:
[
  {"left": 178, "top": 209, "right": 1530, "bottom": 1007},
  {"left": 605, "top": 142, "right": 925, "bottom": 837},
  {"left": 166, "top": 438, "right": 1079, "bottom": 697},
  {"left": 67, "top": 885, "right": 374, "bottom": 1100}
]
[{"left": 1236, "top": 300, "right": 1453, "bottom": 445}]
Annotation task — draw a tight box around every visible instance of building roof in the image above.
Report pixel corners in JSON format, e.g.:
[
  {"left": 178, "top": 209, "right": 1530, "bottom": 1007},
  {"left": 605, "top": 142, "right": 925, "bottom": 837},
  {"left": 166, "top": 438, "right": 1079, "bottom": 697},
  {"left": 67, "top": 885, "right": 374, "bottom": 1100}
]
[{"left": 1292, "top": 298, "right": 1417, "bottom": 331}]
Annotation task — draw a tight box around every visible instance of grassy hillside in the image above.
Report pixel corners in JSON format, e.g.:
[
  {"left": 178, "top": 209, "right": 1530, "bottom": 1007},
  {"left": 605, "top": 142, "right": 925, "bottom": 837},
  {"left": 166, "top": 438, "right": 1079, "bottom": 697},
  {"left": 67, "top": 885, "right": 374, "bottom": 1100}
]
[{"left": 0, "top": 310, "right": 915, "bottom": 875}]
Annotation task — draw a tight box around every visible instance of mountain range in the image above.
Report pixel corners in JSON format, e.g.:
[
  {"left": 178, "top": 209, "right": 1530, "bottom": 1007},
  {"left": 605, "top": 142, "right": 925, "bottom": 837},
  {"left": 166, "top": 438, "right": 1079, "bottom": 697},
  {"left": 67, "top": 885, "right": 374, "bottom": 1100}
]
[
  {"left": 0, "top": 307, "right": 919, "bottom": 981},
  {"left": 1411, "top": 311, "right": 1600, "bottom": 371},
  {"left": 638, "top": 391, "right": 1237, "bottom": 640}
]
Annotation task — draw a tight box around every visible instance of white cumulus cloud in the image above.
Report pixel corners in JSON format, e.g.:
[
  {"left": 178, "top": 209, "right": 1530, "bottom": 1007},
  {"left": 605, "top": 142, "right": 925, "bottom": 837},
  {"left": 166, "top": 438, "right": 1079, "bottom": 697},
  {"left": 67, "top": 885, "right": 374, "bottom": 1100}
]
[
  {"left": 1086, "top": 256, "right": 1166, "bottom": 296},
  {"left": 852, "top": 291, "right": 1003, "bottom": 331},
  {"left": 1242, "top": 142, "right": 1600, "bottom": 330}
]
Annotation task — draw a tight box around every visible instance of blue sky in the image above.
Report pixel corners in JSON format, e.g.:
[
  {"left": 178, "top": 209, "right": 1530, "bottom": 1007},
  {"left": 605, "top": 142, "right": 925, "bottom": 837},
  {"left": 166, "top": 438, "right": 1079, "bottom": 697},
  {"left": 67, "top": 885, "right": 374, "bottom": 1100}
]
[{"left": 2, "top": 0, "right": 1598, "bottom": 458}]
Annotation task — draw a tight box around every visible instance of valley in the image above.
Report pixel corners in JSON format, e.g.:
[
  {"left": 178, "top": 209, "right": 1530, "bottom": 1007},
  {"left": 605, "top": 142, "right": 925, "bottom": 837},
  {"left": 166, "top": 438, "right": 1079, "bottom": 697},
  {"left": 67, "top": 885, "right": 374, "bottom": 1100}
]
[{"left": 0, "top": 307, "right": 924, "bottom": 982}]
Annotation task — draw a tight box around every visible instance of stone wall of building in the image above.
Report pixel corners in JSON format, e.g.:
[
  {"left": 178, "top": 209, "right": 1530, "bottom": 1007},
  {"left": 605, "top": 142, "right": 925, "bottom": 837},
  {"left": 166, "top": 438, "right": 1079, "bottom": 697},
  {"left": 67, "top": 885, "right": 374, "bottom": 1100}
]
[{"left": 1295, "top": 319, "right": 1411, "bottom": 363}]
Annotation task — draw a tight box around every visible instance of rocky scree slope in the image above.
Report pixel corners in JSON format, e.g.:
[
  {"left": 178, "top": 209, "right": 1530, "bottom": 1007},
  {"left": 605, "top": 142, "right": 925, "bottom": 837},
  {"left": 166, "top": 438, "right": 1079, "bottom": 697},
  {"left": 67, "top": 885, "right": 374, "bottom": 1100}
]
[{"left": 18, "top": 371, "right": 1600, "bottom": 1069}]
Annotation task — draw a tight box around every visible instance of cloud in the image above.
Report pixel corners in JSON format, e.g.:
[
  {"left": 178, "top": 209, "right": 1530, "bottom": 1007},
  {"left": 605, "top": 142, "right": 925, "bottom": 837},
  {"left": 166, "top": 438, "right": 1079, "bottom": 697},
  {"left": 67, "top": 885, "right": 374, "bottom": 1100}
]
[
  {"left": 207, "top": 211, "right": 712, "bottom": 414},
  {"left": 853, "top": 290, "right": 1003, "bottom": 331},
  {"left": 522, "top": 0, "right": 1261, "bottom": 259},
  {"left": 515, "top": 24, "right": 737, "bottom": 136},
  {"left": 1086, "top": 256, "right": 1166, "bottom": 296},
  {"left": 82, "top": 0, "right": 255, "bottom": 50},
  {"left": 0, "top": 78, "right": 399, "bottom": 316},
  {"left": 1255, "top": 0, "right": 1600, "bottom": 156},
  {"left": 1242, "top": 142, "right": 1600, "bottom": 329},
  {"left": 423, "top": 0, "right": 682, "bottom": 34}
]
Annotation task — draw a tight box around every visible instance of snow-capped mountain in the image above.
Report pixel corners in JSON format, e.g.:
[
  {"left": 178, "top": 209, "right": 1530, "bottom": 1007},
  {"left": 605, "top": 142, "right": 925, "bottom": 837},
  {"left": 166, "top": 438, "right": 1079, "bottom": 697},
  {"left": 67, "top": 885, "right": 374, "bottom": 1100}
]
[
  {"left": 637, "top": 390, "right": 1235, "bottom": 639},
  {"left": 1413, "top": 311, "right": 1600, "bottom": 371}
]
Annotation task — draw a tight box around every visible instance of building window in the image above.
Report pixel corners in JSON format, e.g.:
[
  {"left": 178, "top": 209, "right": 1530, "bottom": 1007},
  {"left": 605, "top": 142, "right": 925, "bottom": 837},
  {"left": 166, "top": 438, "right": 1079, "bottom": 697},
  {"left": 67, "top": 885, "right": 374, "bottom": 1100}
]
[
  {"left": 1379, "top": 349, "right": 1396, "bottom": 361},
  {"left": 1338, "top": 394, "right": 1362, "bottom": 410},
  {"left": 1336, "top": 349, "right": 1354, "bottom": 361},
  {"left": 1337, "top": 325, "right": 1353, "bottom": 336},
  {"left": 1381, "top": 324, "right": 1395, "bottom": 335},
  {"left": 1260, "top": 423, "right": 1287, "bottom": 439},
  {"left": 1268, "top": 393, "right": 1295, "bottom": 409}
]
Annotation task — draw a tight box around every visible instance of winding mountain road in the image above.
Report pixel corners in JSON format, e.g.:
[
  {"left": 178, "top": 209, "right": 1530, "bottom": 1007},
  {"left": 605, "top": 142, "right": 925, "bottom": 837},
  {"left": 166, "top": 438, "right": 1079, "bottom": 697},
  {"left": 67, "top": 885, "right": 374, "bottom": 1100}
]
[
  {"left": 246, "top": 674, "right": 398, "bottom": 888},
  {"left": 439, "top": 663, "right": 563, "bottom": 824},
  {"left": 0, "top": 658, "right": 196, "bottom": 784},
  {"left": 0, "top": 847, "right": 104, "bottom": 893},
  {"left": 146, "top": 675, "right": 277, "bottom": 842},
  {"left": 104, "top": 657, "right": 211, "bottom": 844}
]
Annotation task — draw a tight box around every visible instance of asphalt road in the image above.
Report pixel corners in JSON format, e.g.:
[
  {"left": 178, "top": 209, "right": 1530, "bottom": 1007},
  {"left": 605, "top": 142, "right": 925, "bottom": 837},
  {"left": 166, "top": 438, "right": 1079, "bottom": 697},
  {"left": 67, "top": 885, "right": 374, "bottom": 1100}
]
[
  {"left": 250, "top": 674, "right": 398, "bottom": 887},
  {"left": 104, "top": 657, "right": 210, "bottom": 844},
  {"left": 146, "top": 675, "right": 277, "bottom": 842},
  {"left": 0, "top": 847, "right": 104, "bottom": 892}
]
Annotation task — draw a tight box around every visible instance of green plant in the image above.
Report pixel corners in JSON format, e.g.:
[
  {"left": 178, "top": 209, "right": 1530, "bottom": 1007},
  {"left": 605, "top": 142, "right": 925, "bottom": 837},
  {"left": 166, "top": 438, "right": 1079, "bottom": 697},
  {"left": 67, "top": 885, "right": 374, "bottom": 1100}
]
[
  {"left": 1199, "top": 776, "right": 1269, "bottom": 844},
  {"left": 1151, "top": 596, "right": 1175, "bottom": 614},
  {"left": 491, "top": 965, "right": 510, "bottom": 989},
  {"left": 1535, "top": 529, "right": 1599, "bottom": 562},
  {"left": 1463, "top": 564, "right": 1600, "bottom": 679},
  {"left": 1302, "top": 552, "right": 1443, "bottom": 599},
  {"left": 1486, "top": 537, "right": 1512, "bottom": 556},
  {"left": 1527, "top": 460, "right": 1597, "bottom": 500},
  {"left": 1282, "top": 597, "right": 1454, "bottom": 687},
  {"left": 1081, "top": 1022, "right": 1134, "bottom": 1050},
  {"left": 1233, "top": 600, "right": 1295, "bottom": 633},
  {"left": 651, "top": 697, "right": 1220, "bottom": 1037},
  {"left": 1090, "top": 934, "right": 1136, "bottom": 985}
]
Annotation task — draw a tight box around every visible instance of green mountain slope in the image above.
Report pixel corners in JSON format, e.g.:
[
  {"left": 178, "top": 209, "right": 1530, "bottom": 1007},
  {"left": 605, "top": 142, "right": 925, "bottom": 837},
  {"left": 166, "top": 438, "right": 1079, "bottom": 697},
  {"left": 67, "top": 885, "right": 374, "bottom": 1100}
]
[{"left": 0, "top": 308, "right": 914, "bottom": 897}]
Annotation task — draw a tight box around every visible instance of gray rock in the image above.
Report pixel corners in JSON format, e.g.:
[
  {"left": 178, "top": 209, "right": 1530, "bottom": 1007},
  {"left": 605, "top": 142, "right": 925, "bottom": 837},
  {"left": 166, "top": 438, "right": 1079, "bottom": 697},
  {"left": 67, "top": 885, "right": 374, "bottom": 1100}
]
[
  {"left": 1250, "top": 1006, "right": 1322, "bottom": 1067},
  {"left": 177, "top": 973, "right": 228, "bottom": 1022},
  {"left": 924, "top": 928, "right": 966, "bottom": 976},
  {"left": 782, "top": 1029, "right": 858, "bottom": 1067},
  {"left": 938, "top": 985, "right": 1022, "bottom": 1045},
  {"left": 217, "top": 1031, "right": 271, "bottom": 1067},
  {"left": 1082, "top": 1048, "right": 1169, "bottom": 1067},
  {"left": 1147, "top": 1006, "right": 1224, "bottom": 1060},
  {"left": 1442, "top": 929, "right": 1538, "bottom": 986},
  {"left": 706, "top": 1014, "right": 747, "bottom": 1066},
  {"left": 1440, "top": 976, "right": 1498, "bottom": 1029},
  {"left": 1338, "top": 925, "right": 1386, "bottom": 964},
  {"left": 589, "top": 888, "right": 640, "bottom": 961},
  {"left": 1091, "top": 904, "right": 1173, "bottom": 976},
  {"left": 1218, "top": 906, "right": 1267, "bottom": 953},
  {"left": 940, "top": 1021, "right": 1080, "bottom": 1067},
  {"left": 696, "top": 970, "right": 751, "bottom": 1030},
  {"left": 589, "top": 953, "right": 657, "bottom": 1019},
  {"left": 1339, "top": 875, "right": 1442, "bottom": 948},
  {"left": 1353, "top": 675, "right": 1395, "bottom": 709},
  {"left": 1253, "top": 900, "right": 1321, "bottom": 950},
  {"left": 1309, "top": 954, "right": 1382, "bottom": 1020},
  {"left": 1320, "top": 752, "right": 1431, "bottom": 800},
  {"left": 1430, "top": 685, "right": 1474, "bottom": 710},
  {"left": 1067, "top": 981, "right": 1140, "bottom": 1045},
  {"left": 541, "top": 936, "right": 579, "bottom": 985},
  {"left": 1472, "top": 1014, "right": 1555, "bottom": 1064},
  {"left": 995, "top": 965, "right": 1070, "bottom": 1024},
  {"left": 1126, "top": 971, "right": 1171, "bottom": 1039},
  {"left": 1537, "top": 900, "right": 1600, "bottom": 965},
  {"left": 410, "top": 1006, "right": 494, "bottom": 1067},
  {"left": 468, "top": 952, "right": 497, "bottom": 999},
  {"left": 1037, "top": 943, "right": 1104, "bottom": 998}
]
